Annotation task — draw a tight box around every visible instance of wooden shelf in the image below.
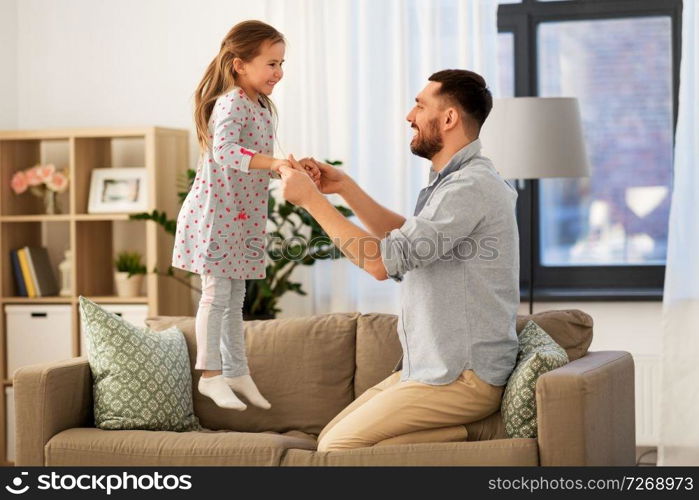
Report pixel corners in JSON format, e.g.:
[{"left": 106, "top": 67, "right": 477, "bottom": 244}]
[
  {"left": 79, "top": 296, "right": 149, "bottom": 304},
  {"left": 2, "top": 297, "right": 72, "bottom": 304},
  {"left": 73, "top": 214, "right": 135, "bottom": 221},
  {"left": 0, "top": 126, "right": 195, "bottom": 465},
  {"left": 0, "top": 215, "right": 72, "bottom": 222},
  {"left": 0, "top": 126, "right": 188, "bottom": 140}
]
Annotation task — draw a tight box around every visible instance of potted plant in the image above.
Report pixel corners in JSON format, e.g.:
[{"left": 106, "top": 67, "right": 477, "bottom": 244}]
[
  {"left": 114, "top": 251, "right": 147, "bottom": 297},
  {"left": 130, "top": 161, "right": 352, "bottom": 320}
]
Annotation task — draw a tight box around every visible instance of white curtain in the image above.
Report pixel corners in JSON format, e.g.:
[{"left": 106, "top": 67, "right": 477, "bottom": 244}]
[
  {"left": 265, "top": 0, "right": 500, "bottom": 317},
  {"left": 659, "top": 1, "right": 699, "bottom": 466}
]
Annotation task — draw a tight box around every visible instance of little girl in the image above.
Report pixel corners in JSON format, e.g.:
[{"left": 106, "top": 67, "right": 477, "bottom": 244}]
[{"left": 172, "top": 20, "right": 319, "bottom": 410}]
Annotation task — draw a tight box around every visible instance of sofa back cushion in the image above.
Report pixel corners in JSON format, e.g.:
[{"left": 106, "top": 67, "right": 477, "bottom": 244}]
[
  {"left": 354, "top": 309, "right": 593, "bottom": 397},
  {"left": 355, "top": 314, "right": 402, "bottom": 396},
  {"left": 146, "top": 312, "right": 359, "bottom": 435}
]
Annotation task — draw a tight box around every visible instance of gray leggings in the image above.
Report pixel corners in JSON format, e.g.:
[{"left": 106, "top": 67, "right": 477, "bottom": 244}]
[{"left": 194, "top": 275, "right": 249, "bottom": 377}]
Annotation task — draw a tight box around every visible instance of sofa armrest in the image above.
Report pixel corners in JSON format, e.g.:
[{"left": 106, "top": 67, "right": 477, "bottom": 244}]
[
  {"left": 13, "top": 357, "right": 92, "bottom": 466},
  {"left": 536, "top": 351, "right": 635, "bottom": 466}
]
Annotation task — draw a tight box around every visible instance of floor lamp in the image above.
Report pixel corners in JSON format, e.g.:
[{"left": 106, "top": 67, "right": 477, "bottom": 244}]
[{"left": 480, "top": 97, "right": 590, "bottom": 314}]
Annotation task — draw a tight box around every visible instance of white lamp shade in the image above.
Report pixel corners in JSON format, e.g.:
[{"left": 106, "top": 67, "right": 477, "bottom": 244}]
[{"left": 479, "top": 97, "right": 590, "bottom": 180}]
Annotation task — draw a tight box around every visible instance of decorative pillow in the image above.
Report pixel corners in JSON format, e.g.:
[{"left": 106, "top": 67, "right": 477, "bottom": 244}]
[
  {"left": 79, "top": 296, "right": 200, "bottom": 431},
  {"left": 501, "top": 320, "right": 569, "bottom": 438}
]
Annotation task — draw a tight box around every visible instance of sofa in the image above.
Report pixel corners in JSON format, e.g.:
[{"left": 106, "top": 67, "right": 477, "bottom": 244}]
[{"left": 13, "top": 309, "right": 635, "bottom": 466}]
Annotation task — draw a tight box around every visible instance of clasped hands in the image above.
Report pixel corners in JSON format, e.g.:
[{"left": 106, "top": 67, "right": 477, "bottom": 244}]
[{"left": 271, "top": 155, "right": 337, "bottom": 208}]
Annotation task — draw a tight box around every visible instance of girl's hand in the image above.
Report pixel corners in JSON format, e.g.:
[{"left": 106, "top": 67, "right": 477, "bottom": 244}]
[
  {"left": 270, "top": 158, "right": 291, "bottom": 175},
  {"left": 301, "top": 158, "right": 347, "bottom": 195},
  {"left": 299, "top": 159, "right": 322, "bottom": 189}
]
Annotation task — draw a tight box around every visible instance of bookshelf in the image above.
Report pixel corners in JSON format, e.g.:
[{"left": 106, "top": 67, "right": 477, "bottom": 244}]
[{"left": 0, "top": 127, "right": 196, "bottom": 465}]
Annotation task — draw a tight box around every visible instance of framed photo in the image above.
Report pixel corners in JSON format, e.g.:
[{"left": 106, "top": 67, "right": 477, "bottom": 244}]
[{"left": 88, "top": 168, "right": 149, "bottom": 213}]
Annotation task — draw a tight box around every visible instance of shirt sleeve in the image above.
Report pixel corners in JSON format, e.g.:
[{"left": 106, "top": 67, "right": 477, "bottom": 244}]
[
  {"left": 379, "top": 177, "right": 486, "bottom": 282},
  {"left": 211, "top": 92, "right": 258, "bottom": 173}
]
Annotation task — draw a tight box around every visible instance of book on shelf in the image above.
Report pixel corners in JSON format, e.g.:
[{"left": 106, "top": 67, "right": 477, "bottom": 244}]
[
  {"left": 10, "top": 250, "right": 28, "bottom": 297},
  {"left": 16, "top": 248, "right": 37, "bottom": 298},
  {"left": 24, "top": 246, "right": 59, "bottom": 297},
  {"left": 12, "top": 246, "right": 59, "bottom": 297}
]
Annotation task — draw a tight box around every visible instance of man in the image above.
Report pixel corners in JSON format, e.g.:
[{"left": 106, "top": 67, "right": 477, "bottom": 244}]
[{"left": 278, "top": 69, "right": 520, "bottom": 451}]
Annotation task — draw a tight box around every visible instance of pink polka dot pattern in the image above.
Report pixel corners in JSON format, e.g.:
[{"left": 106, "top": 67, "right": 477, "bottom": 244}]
[{"left": 171, "top": 87, "right": 274, "bottom": 281}]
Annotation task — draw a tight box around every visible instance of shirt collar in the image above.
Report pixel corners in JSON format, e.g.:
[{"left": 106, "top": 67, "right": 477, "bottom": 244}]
[{"left": 427, "top": 138, "right": 482, "bottom": 186}]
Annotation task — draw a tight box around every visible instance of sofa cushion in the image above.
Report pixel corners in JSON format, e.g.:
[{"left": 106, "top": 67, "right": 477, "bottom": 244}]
[
  {"left": 355, "top": 314, "right": 402, "bottom": 396},
  {"left": 501, "top": 321, "right": 569, "bottom": 438},
  {"left": 45, "top": 428, "right": 316, "bottom": 466},
  {"left": 79, "top": 297, "right": 200, "bottom": 432},
  {"left": 146, "top": 312, "right": 359, "bottom": 435},
  {"left": 516, "top": 309, "right": 592, "bottom": 361},
  {"left": 282, "top": 438, "right": 538, "bottom": 466}
]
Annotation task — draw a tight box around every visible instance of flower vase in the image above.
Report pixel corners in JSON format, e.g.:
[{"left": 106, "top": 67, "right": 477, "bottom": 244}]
[{"left": 43, "top": 190, "right": 60, "bottom": 215}]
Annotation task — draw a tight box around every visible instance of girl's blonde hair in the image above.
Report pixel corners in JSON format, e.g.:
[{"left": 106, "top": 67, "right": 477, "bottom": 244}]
[{"left": 194, "top": 20, "right": 285, "bottom": 152}]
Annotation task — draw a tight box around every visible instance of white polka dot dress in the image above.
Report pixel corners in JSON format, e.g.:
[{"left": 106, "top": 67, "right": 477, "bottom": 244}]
[{"left": 172, "top": 87, "right": 276, "bottom": 280}]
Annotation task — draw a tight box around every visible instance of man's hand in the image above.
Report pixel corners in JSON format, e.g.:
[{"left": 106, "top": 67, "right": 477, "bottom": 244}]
[
  {"left": 279, "top": 154, "right": 322, "bottom": 208},
  {"left": 270, "top": 158, "right": 291, "bottom": 175},
  {"left": 300, "top": 158, "right": 348, "bottom": 195}
]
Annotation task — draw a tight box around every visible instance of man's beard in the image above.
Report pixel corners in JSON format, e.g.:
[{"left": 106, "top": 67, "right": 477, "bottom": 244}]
[{"left": 410, "top": 118, "right": 443, "bottom": 160}]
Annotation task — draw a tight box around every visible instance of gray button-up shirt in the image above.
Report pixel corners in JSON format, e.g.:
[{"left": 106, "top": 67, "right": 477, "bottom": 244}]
[{"left": 380, "top": 139, "right": 520, "bottom": 386}]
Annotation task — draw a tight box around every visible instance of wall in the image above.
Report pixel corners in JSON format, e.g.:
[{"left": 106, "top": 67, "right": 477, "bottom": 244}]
[{"left": 0, "top": 0, "right": 17, "bottom": 129}]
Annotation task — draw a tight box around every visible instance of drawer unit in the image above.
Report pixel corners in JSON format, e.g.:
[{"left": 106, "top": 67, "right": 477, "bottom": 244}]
[{"left": 5, "top": 305, "right": 73, "bottom": 379}]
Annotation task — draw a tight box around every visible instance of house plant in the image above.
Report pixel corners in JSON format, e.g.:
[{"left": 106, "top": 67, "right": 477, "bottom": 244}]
[
  {"left": 114, "top": 251, "right": 147, "bottom": 297},
  {"left": 130, "top": 161, "right": 353, "bottom": 320}
]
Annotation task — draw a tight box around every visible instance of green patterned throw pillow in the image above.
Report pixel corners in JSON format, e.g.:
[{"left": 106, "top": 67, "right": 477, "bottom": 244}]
[
  {"left": 79, "top": 296, "right": 200, "bottom": 431},
  {"left": 501, "top": 320, "right": 569, "bottom": 438}
]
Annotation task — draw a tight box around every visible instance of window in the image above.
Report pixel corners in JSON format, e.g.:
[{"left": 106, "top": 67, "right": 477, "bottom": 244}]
[{"left": 497, "top": 0, "right": 682, "bottom": 298}]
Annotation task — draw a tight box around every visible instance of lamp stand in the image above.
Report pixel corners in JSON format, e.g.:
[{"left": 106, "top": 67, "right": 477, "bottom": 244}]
[{"left": 529, "top": 179, "right": 535, "bottom": 315}]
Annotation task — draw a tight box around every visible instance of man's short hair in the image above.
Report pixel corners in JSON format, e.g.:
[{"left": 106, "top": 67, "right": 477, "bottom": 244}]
[{"left": 428, "top": 69, "right": 493, "bottom": 133}]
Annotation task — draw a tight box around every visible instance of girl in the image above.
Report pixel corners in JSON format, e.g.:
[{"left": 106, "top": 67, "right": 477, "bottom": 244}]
[{"left": 172, "top": 20, "right": 318, "bottom": 410}]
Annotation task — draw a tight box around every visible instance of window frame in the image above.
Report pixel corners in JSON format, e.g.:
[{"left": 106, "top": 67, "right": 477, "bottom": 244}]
[{"left": 497, "top": 0, "right": 683, "bottom": 301}]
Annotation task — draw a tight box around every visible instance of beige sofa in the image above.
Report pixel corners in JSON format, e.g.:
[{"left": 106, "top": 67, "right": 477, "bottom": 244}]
[{"left": 13, "top": 309, "right": 635, "bottom": 466}]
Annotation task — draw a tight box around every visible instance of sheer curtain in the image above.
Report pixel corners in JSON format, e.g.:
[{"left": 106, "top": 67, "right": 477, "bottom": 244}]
[
  {"left": 659, "top": 1, "right": 699, "bottom": 466},
  {"left": 266, "top": 0, "right": 500, "bottom": 316}
]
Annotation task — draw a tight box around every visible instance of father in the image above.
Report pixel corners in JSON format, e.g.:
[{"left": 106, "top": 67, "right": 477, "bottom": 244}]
[{"left": 278, "top": 70, "right": 520, "bottom": 451}]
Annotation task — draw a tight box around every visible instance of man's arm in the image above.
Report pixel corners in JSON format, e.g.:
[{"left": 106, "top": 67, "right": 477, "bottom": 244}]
[
  {"left": 337, "top": 176, "right": 407, "bottom": 239},
  {"left": 303, "top": 193, "right": 389, "bottom": 281},
  {"left": 307, "top": 157, "right": 405, "bottom": 239}
]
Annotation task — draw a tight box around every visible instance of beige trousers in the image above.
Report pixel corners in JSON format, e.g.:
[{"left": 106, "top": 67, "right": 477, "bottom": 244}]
[{"left": 317, "top": 369, "right": 504, "bottom": 452}]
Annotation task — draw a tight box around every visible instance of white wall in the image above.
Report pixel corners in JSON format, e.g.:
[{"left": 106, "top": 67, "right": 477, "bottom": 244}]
[
  {"left": 524, "top": 302, "right": 662, "bottom": 356},
  {"left": 0, "top": 0, "right": 17, "bottom": 129},
  {"left": 14, "top": 0, "right": 275, "bottom": 165}
]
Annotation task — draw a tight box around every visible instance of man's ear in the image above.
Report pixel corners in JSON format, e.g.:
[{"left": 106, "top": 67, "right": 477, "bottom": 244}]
[{"left": 443, "top": 108, "right": 460, "bottom": 132}]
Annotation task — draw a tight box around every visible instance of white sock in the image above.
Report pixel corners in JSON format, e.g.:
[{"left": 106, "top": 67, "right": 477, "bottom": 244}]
[
  {"left": 224, "top": 374, "right": 271, "bottom": 410},
  {"left": 198, "top": 375, "right": 247, "bottom": 411}
]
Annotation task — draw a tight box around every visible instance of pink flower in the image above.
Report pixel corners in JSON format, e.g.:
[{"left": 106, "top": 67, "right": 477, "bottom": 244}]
[
  {"left": 11, "top": 171, "right": 28, "bottom": 194},
  {"left": 36, "top": 163, "right": 56, "bottom": 182},
  {"left": 47, "top": 171, "right": 69, "bottom": 193},
  {"left": 24, "top": 166, "right": 43, "bottom": 186}
]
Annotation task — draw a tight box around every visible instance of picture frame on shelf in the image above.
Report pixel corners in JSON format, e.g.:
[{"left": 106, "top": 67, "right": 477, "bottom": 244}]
[{"left": 88, "top": 168, "right": 148, "bottom": 213}]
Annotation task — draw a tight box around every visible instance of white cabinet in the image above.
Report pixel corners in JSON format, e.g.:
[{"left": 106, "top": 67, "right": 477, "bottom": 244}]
[
  {"left": 79, "top": 304, "right": 149, "bottom": 355},
  {"left": 5, "top": 305, "right": 73, "bottom": 379}
]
